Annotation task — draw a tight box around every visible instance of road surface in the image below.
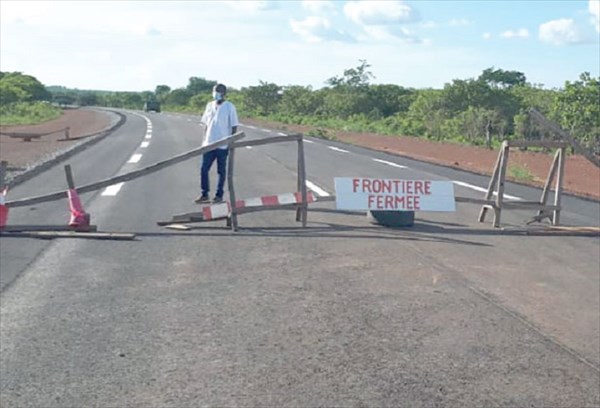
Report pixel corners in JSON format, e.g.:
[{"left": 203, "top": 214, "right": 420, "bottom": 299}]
[{"left": 1, "top": 110, "right": 599, "bottom": 407}]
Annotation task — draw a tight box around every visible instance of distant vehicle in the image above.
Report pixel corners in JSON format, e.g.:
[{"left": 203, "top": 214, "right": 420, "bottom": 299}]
[{"left": 144, "top": 100, "right": 161, "bottom": 113}]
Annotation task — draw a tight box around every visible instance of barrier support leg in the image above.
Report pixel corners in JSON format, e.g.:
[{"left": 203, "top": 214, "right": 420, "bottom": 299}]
[
  {"left": 479, "top": 145, "right": 503, "bottom": 223},
  {"left": 552, "top": 146, "right": 565, "bottom": 225},
  {"left": 296, "top": 137, "right": 308, "bottom": 227},
  {"left": 227, "top": 146, "right": 238, "bottom": 231}
]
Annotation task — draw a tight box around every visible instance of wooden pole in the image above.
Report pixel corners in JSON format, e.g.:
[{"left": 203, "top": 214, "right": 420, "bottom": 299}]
[
  {"left": 227, "top": 146, "right": 238, "bottom": 231},
  {"left": 478, "top": 145, "right": 503, "bottom": 223},
  {"left": 0, "top": 161, "right": 6, "bottom": 190},
  {"left": 530, "top": 109, "right": 600, "bottom": 168},
  {"left": 6, "top": 132, "right": 245, "bottom": 208},
  {"left": 296, "top": 136, "right": 308, "bottom": 227},
  {"left": 553, "top": 146, "right": 566, "bottom": 225},
  {"left": 493, "top": 142, "right": 510, "bottom": 227},
  {"left": 537, "top": 149, "right": 560, "bottom": 221},
  {"left": 64, "top": 165, "right": 75, "bottom": 189}
]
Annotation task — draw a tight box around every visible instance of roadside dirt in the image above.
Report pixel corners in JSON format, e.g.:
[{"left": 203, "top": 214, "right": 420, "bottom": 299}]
[
  {"left": 0, "top": 108, "right": 115, "bottom": 170},
  {"left": 0, "top": 111, "right": 598, "bottom": 201},
  {"left": 243, "top": 117, "right": 600, "bottom": 201}
]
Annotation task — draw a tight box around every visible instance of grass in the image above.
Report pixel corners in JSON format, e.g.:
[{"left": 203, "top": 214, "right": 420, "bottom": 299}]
[
  {"left": 508, "top": 165, "right": 536, "bottom": 183},
  {"left": 0, "top": 102, "right": 62, "bottom": 126}
]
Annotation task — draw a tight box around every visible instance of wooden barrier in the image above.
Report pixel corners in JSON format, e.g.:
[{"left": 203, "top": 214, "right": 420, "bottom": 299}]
[
  {"left": 5, "top": 132, "right": 246, "bottom": 208},
  {"left": 226, "top": 134, "right": 308, "bottom": 231},
  {"left": 478, "top": 140, "right": 567, "bottom": 227},
  {"left": 1, "top": 127, "right": 70, "bottom": 142}
]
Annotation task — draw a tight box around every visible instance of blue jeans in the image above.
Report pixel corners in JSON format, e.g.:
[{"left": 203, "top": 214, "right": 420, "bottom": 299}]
[{"left": 201, "top": 148, "right": 228, "bottom": 198}]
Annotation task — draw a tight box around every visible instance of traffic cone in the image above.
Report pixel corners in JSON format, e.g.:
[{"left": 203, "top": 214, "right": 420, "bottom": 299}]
[
  {"left": 0, "top": 188, "right": 8, "bottom": 230},
  {"left": 67, "top": 188, "right": 90, "bottom": 227}
]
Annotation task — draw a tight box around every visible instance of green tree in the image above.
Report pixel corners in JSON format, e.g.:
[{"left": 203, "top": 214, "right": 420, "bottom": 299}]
[
  {"left": 155, "top": 85, "right": 171, "bottom": 102},
  {"left": 0, "top": 72, "right": 50, "bottom": 103},
  {"left": 186, "top": 77, "right": 217, "bottom": 96},
  {"left": 479, "top": 67, "right": 526, "bottom": 89},
  {"left": 551, "top": 72, "right": 600, "bottom": 149},
  {"left": 241, "top": 81, "right": 281, "bottom": 115}
]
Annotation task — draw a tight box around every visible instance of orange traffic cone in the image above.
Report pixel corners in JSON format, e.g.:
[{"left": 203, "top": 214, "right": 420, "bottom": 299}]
[
  {"left": 0, "top": 188, "right": 8, "bottom": 230},
  {"left": 67, "top": 188, "right": 90, "bottom": 227}
]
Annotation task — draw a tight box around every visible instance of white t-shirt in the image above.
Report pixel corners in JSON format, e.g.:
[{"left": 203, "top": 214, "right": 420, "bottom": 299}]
[{"left": 201, "top": 100, "right": 239, "bottom": 150}]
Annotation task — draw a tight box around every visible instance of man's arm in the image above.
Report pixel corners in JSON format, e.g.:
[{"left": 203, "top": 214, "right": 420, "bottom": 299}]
[{"left": 230, "top": 104, "right": 239, "bottom": 135}]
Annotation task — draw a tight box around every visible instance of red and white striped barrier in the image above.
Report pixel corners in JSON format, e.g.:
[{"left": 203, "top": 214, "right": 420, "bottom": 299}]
[{"left": 201, "top": 191, "right": 315, "bottom": 221}]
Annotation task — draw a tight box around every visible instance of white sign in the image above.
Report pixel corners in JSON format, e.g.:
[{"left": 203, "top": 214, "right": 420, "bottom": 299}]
[{"left": 335, "top": 178, "right": 455, "bottom": 212}]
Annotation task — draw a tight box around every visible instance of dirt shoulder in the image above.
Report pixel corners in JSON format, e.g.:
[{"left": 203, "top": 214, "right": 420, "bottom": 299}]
[
  {"left": 0, "top": 108, "right": 117, "bottom": 170},
  {"left": 243, "top": 117, "right": 600, "bottom": 201}
]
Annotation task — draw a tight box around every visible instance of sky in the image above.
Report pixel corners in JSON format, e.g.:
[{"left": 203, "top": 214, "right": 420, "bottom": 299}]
[{"left": 1, "top": 0, "right": 599, "bottom": 92}]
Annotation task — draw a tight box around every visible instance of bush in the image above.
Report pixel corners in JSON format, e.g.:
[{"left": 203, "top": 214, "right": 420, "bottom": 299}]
[{"left": 0, "top": 102, "right": 62, "bottom": 126}]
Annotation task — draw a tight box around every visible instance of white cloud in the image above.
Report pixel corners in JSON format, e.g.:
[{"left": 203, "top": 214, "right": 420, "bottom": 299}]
[
  {"left": 344, "top": 0, "right": 419, "bottom": 26},
  {"left": 483, "top": 32, "right": 492, "bottom": 40},
  {"left": 290, "top": 16, "right": 353, "bottom": 43},
  {"left": 363, "top": 26, "right": 423, "bottom": 44},
  {"left": 449, "top": 18, "right": 470, "bottom": 26},
  {"left": 302, "top": 0, "right": 335, "bottom": 14},
  {"left": 421, "top": 21, "right": 436, "bottom": 29},
  {"left": 539, "top": 19, "right": 589, "bottom": 45},
  {"left": 223, "top": 1, "right": 277, "bottom": 12},
  {"left": 590, "top": 0, "right": 600, "bottom": 32},
  {"left": 500, "top": 28, "right": 530, "bottom": 38}
]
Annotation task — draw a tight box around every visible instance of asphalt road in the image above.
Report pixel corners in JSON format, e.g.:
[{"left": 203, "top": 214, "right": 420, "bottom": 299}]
[{"left": 1, "top": 110, "right": 599, "bottom": 407}]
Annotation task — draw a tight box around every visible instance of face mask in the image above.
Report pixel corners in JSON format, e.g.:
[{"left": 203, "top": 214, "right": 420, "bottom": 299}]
[{"left": 212, "top": 91, "right": 223, "bottom": 101}]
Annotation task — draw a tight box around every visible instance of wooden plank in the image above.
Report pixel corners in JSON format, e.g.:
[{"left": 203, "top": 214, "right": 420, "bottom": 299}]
[
  {"left": 6, "top": 132, "right": 246, "bottom": 208},
  {"left": 297, "top": 137, "right": 308, "bottom": 227},
  {"left": 227, "top": 147, "right": 238, "bottom": 231},
  {"left": 231, "top": 134, "right": 301, "bottom": 149},
  {"left": 0, "top": 231, "right": 135, "bottom": 240},
  {"left": 1, "top": 225, "right": 97, "bottom": 232},
  {"left": 478, "top": 146, "right": 503, "bottom": 223},
  {"left": 553, "top": 147, "right": 565, "bottom": 225},
  {"left": 493, "top": 142, "right": 510, "bottom": 227},
  {"left": 539, "top": 149, "right": 560, "bottom": 216},
  {"left": 0, "top": 161, "right": 6, "bottom": 190},
  {"left": 64, "top": 164, "right": 75, "bottom": 189},
  {"left": 530, "top": 109, "right": 600, "bottom": 168},
  {"left": 506, "top": 140, "right": 568, "bottom": 149}
]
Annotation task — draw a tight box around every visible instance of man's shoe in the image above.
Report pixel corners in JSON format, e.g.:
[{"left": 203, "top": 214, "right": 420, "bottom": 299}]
[
  {"left": 212, "top": 196, "right": 224, "bottom": 203},
  {"left": 194, "top": 194, "right": 210, "bottom": 204}
]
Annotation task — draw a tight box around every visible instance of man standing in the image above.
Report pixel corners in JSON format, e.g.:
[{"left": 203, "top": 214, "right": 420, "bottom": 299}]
[{"left": 195, "top": 83, "right": 239, "bottom": 204}]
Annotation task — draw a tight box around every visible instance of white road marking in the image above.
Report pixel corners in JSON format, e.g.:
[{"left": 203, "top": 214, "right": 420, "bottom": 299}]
[
  {"left": 101, "top": 182, "right": 124, "bottom": 196},
  {"left": 453, "top": 181, "right": 522, "bottom": 200},
  {"left": 246, "top": 146, "right": 253, "bottom": 149},
  {"left": 261, "top": 129, "right": 272, "bottom": 133},
  {"left": 277, "top": 132, "right": 287, "bottom": 136},
  {"left": 304, "top": 139, "right": 314, "bottom": 144},
  {"left": 141, "top": 141, "right": 150, "bottom": 148},
  {"left": 128, "top": 154, "right": 143, "bottom": 163},
  {"left": 243, "top": 125, "right": 257, "bottom": 129},
  {"left": 372, "top": 158, "right": 407, "bottom": 169},
  {"left": 306, "top": 180, "right": 330, "bottom": 197},
  {"left": 145, "top": 133, "right": 152, "bottom": 139},
  {"left": 328, "top": 146, "right": 349, "bottom": 153}
]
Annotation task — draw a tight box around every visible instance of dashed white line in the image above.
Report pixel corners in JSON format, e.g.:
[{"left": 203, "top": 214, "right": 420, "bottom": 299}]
[
  {"left": 246, "top": 146, "right": 253, "bottom": 150},
  {"left": 140, "top": 141, "right": 150, "bottom": 148},
  {"left": 101, "top": 182, "right": 124, "bottom": 196},
  {"left": 145, "top": 133, "right": 152, "bottom": 139},
  {"left": 128, "top": 154, "right": 143, "bottom": 163},
  {"left": 277, "top": 132, "right": 287, "bottom": 136},
  {"left": 304, "top": 139, "right": 314, "bottom": 144},
  {"left": 452, "top": 181, "right": 522, "bottom": 200},
  {"left": 328, "top": 146, "right": 349, "bottom": 153},
  {"left": 261, "top": 129, "right": 272, "bottom": 133},
  {"left": 372, "top": 158, "right": 407, "bottom": 169},
  {"left": 305, "top": 180, "right": 330, "bottom": 197}
]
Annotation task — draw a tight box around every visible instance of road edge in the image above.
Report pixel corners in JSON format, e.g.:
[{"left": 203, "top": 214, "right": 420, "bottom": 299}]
[{"left": 5, "top": 109, "right": 127, "bottom": 189}]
